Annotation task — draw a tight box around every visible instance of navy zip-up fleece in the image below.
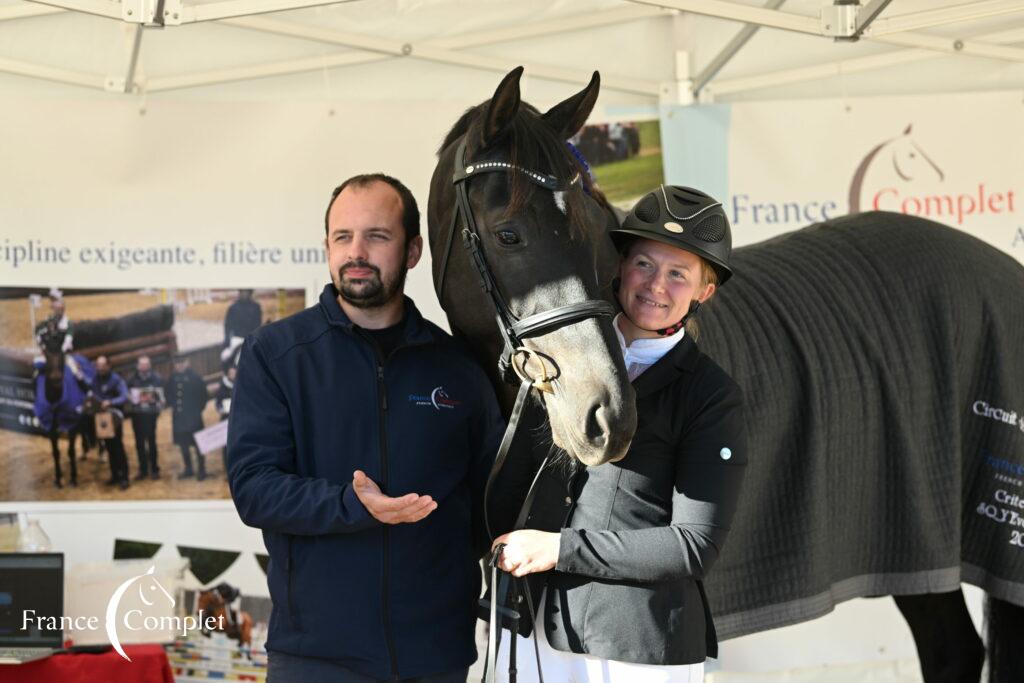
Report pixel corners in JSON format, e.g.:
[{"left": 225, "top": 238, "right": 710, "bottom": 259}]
[{"left": 228, "top": 284, "right": 503, "bottom": 680}]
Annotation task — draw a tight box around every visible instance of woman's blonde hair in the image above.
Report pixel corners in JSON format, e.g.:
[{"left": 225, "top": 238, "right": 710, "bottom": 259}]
[{"left": 685, "top": 256, "right": 719, "bottom": 338}]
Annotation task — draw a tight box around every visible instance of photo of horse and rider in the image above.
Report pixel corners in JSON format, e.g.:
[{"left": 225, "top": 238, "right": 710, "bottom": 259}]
[
  {"left": 569, "top": 119, "right": 663, "bottom": 205},
  {"left": 0, "top": 287, "right": 305, "bottom": 502}
]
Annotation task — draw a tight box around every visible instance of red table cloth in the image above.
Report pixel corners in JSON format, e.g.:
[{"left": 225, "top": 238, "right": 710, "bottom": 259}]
[{"left": 0, "top": 643, "right": 173, "bottom": 683}]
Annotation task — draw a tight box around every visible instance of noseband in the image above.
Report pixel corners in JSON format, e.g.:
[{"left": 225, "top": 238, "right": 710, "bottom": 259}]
[{"left": 434, "top": 139, "right": 615, "bottom": 391}]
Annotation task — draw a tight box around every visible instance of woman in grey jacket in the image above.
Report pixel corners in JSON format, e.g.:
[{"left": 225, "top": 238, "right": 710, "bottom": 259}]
[{"left": 490, "top": 185, "right": 747, "bottom": 682}]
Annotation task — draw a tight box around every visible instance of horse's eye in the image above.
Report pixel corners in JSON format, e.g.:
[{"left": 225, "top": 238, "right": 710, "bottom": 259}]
[{"left": 496, "top": 229, "right": 521, "bottom": 246}]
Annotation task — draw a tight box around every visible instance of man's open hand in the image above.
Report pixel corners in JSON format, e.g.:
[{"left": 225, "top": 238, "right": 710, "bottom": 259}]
[{"left": 352, "top": 470, "right": 437, "bottom": 524}]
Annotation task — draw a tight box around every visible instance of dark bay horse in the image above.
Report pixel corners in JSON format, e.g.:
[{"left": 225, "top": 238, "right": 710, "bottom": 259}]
[
  {"left": 430, "top": 68, "right": 1024, "bottom": 682},
  {"left": 428, "top": 67, "right": 634, "bottom": 468},
  {"left": 33, "top": 350, "right": 93, "bottom": 488}
]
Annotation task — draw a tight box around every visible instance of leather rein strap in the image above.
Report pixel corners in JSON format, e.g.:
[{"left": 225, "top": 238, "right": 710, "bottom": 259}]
[
  {"left": 482, "top": 383, "right": 549, "bottom": 683},
  {"left": 434, "top": 139, "right": 615, "bottom": 683}
]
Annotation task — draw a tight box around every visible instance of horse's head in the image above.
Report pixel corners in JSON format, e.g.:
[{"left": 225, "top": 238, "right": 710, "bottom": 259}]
[
  {"left": 889, "top": 124, "right": 944, "bottom": 183},
  {"left": 429, "top": 67, "right": 636, "bottom": 467}
]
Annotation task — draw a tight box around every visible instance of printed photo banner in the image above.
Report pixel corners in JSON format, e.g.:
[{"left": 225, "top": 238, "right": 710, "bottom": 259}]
[
  {"left": 661, "top": 90, "right": 1024, "bottom": 262},
  {"left": 0, "top": 286, "right": 305, "bottom": 503}
]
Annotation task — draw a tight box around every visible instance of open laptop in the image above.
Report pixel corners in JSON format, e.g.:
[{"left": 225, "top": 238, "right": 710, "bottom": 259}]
[{"left": 0, "top": 552, "right": 64, "bottom": 664}]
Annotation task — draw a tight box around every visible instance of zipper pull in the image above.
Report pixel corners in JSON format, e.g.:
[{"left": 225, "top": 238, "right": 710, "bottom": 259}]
[{"left": 377, "top": 365, "right": 387, "bottom": 410}]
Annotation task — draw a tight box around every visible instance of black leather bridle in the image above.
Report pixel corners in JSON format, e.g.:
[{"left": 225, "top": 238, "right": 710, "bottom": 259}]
[
  {"left": 435, "top": 139, "right": 616, "bottom": 683},
  {"left": 435, "top": 139, "right": 615, "bottom": 388}
]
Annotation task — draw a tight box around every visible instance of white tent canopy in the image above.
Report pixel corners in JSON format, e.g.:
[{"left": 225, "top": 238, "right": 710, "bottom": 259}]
[{"left": 1, "top": 0, "right": 1023, "bottom": 107}]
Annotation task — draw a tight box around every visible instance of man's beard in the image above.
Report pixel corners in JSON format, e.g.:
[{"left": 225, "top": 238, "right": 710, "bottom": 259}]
[{"left": 337, "top": 258, "right": 408, "bottom": 309}]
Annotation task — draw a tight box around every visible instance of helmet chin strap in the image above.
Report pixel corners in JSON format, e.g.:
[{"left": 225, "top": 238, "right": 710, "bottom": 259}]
[{"left": 654, "top": 300, "right": 701, "bottom": 337}]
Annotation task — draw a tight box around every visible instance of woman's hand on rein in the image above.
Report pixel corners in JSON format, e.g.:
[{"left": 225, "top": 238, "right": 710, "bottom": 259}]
[{"left": 492, "top": 530, "right": 560, "bottom": 577}]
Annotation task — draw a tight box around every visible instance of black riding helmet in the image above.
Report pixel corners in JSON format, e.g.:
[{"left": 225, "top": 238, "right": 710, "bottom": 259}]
[
  {"left": 610, "top": 185, "right": 733, "bottom": 285},
  {"left": 610, "top": 185, "right": 733, "bottom": 336}
]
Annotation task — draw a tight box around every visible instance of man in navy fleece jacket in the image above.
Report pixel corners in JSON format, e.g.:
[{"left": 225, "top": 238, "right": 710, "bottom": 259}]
[{"left": 228, "top": 174, "right": 503, "bottom": 682}]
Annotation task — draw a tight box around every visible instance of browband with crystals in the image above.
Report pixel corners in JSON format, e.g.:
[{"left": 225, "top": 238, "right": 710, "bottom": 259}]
[{"left": 453, "top": 158, "right": 581, "bottom": 192}]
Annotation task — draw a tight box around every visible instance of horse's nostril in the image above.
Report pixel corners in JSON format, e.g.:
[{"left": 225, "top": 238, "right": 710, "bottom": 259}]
[{"left": 585, "top": 403, "right": 612, "bottom": 448}]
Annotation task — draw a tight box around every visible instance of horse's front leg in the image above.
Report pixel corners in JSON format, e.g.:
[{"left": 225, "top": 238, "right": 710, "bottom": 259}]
[
  {"left": 48, "top": 429, "right": 63, "bottom": 488},
  {"left": 67, "top": 426, "right": 78, "bottom": 486}
]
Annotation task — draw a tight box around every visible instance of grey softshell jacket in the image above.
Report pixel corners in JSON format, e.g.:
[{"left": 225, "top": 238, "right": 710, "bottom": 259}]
[{"left": 487, "top": 332, "right": 748, "bottom": 665}]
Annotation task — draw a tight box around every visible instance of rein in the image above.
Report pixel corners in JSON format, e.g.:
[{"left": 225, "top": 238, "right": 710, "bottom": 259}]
[{"left": 435, "top": 139, "right": 615, "bottom": 683}]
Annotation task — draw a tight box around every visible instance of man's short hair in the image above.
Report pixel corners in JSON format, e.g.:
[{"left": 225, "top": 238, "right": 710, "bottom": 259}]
[{"left": 324, "top": 173, "right": 420, "bottom": 242}]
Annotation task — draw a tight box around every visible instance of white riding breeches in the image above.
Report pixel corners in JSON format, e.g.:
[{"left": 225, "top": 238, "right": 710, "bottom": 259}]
[{"left": 493, "top": 592, "right": 705, "bottom": 683}]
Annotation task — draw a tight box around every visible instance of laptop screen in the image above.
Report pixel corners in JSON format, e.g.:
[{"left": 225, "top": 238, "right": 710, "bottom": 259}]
[{"left": 0, "top": 553, "right": 64, "bottom": 649}]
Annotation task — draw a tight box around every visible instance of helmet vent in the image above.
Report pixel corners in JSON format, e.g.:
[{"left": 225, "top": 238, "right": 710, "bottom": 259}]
[
  {"left": 633, "top": 194, "right": 661, "bottom": 223},
  {"left": 672, "top": 195, "right": 701, "bottom": 207},
  {"left": 693, "top": 215, "right": 726, "bottom": 242}
]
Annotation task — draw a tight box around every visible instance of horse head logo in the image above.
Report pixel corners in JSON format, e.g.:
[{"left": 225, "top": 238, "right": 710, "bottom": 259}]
[
  {"left": 105, "top": 566, "right": 176, "bottom": 662},
  {"left": 430, "top": 386, "right": 447, "bottom": 411},
  {"left": 848, "top": 124, "right": 945, "bottom": 214}
]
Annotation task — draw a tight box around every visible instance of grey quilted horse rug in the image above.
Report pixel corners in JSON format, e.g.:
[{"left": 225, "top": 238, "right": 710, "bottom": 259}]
[{"left": 695, "top": 210, "right": 1024, "bottom": 638}]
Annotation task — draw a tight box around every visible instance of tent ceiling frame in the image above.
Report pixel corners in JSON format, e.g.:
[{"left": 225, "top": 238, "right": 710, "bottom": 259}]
[
  {"left": 629, "top": 0, "right": 1024, "bottom": 39},
  {"left": 864, "top": 0, "right": 1024, "bottom": 37},
  {"left": 0, "top": 3, "right": 61, "bottom": 19},
  {"left": 3, "top": 0, "right": 1024, "bottom": 96},
  {"left": 874, "top": 29, "right": 1024, "bottom": 61},
  {"left": 630, "top": 0, "right": 818, "bottom": 33},
  {"left": 219, "top": 15, "right": 662, "bottom": 92},
  {"left": 693, "top": 0, "right": 785, "bottom": 96},
  {"left": 110, "top": 23, "right": 145, "bottom": 93},
  {"left": 24, "top": 0, "right": 119, "bottom": 20},
  {"left": 150, "top": 10, "right": 664, "bottom": 94},
  {"left": 630, "top": 0, "right": 1024, "bottom": 97},
  {"left": 0, "top": 3, "right": 665, "bottom": 94},
  {"left": 710, "top": 25, "right": 1024, "bottom": 95},
  {"left": 427, "top": 5, "right": 670, "bottom": 50},
  {"left": 23, "top": 0, "right": 364, "bottom": 24},
  {"left": 0, "top": 54, "right": 103, "bottom": 88},
  {"left": 850, "top": 0, "right": 894, "bottom": 40}
]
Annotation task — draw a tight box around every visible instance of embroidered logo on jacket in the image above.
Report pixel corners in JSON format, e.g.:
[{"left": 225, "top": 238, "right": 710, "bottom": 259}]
[{"left": 408, "top": 386, "right": 462, "bottom": 410}]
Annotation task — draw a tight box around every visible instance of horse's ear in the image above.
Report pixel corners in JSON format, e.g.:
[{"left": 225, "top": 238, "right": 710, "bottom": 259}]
[
  {"left": 481, "top": 66, "right": 524, "bottom": 148},
  {"left": 903, "top": 124, "right": 913, "bottom": 135},
  {"left": 543, "top": 71, "right": 600, "bottom": 140}
]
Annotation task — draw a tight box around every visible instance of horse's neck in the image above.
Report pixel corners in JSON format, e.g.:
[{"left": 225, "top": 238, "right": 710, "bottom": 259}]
[
  {"left": 45, "top": 351, "right": 64, "bottom": 372},
  {"left": 44, "top": 353, "right": 66, "bottom": 403}
]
